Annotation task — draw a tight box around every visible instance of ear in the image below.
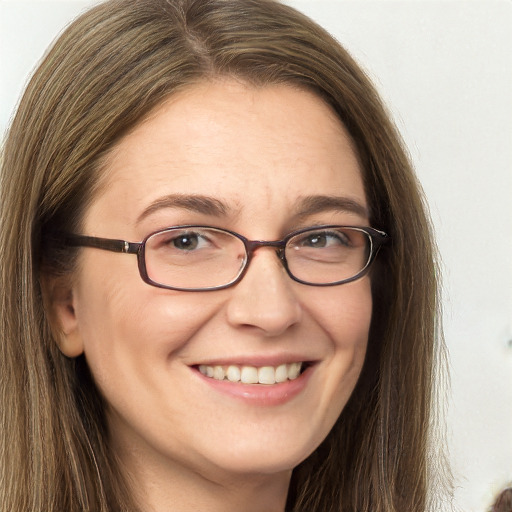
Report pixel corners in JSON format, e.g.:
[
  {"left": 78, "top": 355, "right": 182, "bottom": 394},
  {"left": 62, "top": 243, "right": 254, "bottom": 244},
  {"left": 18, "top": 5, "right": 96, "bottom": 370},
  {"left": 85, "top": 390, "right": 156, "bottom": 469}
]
[{"left": 41, "top": 274, "right": 84, "bottom": 358}]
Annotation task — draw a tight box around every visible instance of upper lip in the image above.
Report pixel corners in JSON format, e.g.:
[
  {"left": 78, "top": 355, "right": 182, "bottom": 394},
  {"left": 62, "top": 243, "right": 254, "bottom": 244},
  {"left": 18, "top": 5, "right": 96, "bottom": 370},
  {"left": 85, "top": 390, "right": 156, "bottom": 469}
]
[{"left": 189, "top": 353, "right": 319, "bottom": 368}]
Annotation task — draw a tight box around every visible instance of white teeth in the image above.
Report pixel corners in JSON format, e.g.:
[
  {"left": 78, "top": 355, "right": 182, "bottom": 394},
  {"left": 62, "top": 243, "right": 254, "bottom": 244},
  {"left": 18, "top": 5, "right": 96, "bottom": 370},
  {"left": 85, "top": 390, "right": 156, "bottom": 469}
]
[
  {"left": 241, "top": 366, "right": 259, "bottom": 384},
  {"left": 198, "top": 365, "right": 214, "bottom": 378},
  {"left": 288, "top": 362, "right": 302, "bottom": 380},
  {"left": 226, "top": 365, "right": 241, "bottom": 382},
  {"left": 213, "top": 366, "right": 225, "bottom": 380},
  {"left": 198, "top": 362, "right": 304, "bottom": 384},
  {"left": 258, "top": 366, "right": 276, "bottom": 385},
  {"left": 275, "top": 363, "right": 288, "bottom": 383}
]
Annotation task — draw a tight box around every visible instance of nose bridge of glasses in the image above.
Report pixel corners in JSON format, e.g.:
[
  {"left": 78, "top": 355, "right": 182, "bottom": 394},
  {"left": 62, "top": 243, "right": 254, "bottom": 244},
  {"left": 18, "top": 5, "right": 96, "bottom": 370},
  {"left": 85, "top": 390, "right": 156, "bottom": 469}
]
[{"left": 244, "top": 239, "right": 286, "bottom": 261}]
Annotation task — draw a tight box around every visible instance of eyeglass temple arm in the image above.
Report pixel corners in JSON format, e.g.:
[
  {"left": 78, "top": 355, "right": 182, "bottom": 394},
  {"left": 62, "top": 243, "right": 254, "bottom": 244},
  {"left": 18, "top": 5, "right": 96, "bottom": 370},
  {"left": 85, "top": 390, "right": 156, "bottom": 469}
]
[
  {"left": 371, "top": 228, "right": 390, "bottom": 246},
  {"left": 63, "top": 234, "right": 141, "bottom": 254}
]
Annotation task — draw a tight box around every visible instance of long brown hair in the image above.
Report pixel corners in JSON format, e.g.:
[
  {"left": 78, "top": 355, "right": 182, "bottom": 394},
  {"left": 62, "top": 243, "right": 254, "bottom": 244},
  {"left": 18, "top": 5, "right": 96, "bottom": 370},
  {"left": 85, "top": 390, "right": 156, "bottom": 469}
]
[{"left": 0, "top": 1, "right": 450, "bottom": 510}]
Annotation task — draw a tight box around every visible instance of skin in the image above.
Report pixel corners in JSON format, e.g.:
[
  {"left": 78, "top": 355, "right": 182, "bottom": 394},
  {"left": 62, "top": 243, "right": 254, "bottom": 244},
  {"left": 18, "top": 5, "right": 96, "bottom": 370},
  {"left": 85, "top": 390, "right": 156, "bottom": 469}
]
[{"left": 51, "top": 80, "right": 373, "bottom": 512}]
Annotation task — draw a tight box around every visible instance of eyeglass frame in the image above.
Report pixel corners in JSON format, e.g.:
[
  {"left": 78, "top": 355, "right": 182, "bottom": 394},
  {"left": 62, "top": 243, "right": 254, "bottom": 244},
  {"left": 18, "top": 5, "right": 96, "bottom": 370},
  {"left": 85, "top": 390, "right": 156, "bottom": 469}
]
[{"left": 59, "top": 224, "right": 389, "bottom": 292}]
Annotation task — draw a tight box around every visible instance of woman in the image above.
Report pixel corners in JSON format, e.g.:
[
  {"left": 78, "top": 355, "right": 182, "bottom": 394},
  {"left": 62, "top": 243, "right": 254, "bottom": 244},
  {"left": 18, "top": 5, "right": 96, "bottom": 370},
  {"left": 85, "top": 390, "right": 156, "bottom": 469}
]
[{"left": 0, "top": 0, "right": 449, "bottom": 510}]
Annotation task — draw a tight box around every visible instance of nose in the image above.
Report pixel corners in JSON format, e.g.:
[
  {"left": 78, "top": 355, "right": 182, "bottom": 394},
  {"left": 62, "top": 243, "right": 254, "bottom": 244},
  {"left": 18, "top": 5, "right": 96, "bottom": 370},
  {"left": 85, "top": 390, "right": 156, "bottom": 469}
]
[{"left": 226, "top": 248, "right": 302, "bottom": 337}]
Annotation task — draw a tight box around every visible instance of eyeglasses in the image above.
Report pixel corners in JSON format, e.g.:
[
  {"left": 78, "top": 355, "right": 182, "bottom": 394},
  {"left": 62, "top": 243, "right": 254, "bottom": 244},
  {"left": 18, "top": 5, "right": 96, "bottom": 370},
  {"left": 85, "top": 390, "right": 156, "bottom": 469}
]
[{"left": 62, "top": 225, "right": 389, "bottom": 291}]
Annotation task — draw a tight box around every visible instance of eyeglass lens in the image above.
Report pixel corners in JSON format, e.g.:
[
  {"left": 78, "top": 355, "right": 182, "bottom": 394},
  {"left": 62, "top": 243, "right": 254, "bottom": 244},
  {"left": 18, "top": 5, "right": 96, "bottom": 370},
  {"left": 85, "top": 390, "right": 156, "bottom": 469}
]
[{"left": 143, "top": 226, "right": 372, "bottom": 290}]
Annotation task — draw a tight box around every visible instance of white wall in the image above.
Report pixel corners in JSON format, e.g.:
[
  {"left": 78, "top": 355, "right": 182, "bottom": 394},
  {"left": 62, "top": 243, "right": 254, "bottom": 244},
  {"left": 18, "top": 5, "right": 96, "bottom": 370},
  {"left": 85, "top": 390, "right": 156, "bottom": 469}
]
[{"left": 1, "top": 1, "right": 511, "bottom": 511}]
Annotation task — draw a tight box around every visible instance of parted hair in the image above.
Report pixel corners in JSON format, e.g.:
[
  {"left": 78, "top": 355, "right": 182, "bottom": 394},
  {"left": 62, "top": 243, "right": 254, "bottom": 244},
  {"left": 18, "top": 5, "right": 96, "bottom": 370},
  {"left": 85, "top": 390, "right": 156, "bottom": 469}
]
[{"left": 0, "top": 1, "right": 450, "bottom": 510}]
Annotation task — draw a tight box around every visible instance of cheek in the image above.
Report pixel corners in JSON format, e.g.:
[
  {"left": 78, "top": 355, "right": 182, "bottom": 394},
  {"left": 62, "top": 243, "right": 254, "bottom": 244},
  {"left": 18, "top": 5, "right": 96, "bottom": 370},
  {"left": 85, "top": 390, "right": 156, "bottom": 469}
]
[
  {"left": 309, "top": 278, "right": 373, "bottom": 350},
  {"left": 307, "top": 279, "right": 372, "bottom": 414},
  {"left": 72, "top": 255, "right": 218, "bottom": 387}
]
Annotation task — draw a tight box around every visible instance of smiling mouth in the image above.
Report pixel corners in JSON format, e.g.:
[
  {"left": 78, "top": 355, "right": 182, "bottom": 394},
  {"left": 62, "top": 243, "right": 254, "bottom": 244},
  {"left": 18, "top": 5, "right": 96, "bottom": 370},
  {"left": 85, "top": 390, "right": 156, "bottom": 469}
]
[{"left": 197, "top": 362, "right": 310, "bottom": 385}]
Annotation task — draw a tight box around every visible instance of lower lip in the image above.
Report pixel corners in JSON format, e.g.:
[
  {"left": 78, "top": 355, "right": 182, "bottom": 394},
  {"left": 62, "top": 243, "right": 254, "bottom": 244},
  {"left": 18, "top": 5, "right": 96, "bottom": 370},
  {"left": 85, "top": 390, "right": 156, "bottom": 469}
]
[{"left": 193, "top": 365, "right": 314, "bottom": 406}]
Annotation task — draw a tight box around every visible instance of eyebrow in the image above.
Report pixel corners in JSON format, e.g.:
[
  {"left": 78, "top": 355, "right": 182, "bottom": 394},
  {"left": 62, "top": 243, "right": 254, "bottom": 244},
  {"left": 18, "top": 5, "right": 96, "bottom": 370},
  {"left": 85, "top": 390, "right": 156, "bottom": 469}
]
[
  {"left": 136, "top": 193, "right": 368, "bottom": 225},
  {"left": 136, "top": 194, "right": 233, "bottom": 224},
  {"left": 293, "top": 195, "right": 369, "bottom": 220}
]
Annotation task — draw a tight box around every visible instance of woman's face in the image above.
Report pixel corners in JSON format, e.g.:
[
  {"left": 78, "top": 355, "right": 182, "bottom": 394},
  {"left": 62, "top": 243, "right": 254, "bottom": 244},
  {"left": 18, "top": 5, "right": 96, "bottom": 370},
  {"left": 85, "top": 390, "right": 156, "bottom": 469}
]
[{"left": 56, "top": 81, "right": 372, "bottom": 483}]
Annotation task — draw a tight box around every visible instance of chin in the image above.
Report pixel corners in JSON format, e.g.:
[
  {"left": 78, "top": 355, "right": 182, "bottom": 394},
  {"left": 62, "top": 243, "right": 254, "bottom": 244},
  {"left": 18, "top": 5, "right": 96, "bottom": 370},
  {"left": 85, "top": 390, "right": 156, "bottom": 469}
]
[{"left": 201, "top": 432, "right": 322, "bottom": 477}]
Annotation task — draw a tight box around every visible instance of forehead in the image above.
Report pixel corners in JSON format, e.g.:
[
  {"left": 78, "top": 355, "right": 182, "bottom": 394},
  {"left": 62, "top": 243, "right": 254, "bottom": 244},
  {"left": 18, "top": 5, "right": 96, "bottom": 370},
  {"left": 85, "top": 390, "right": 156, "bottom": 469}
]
[{"left": 87, "top": 80, "right": 367, "bottom": 234}]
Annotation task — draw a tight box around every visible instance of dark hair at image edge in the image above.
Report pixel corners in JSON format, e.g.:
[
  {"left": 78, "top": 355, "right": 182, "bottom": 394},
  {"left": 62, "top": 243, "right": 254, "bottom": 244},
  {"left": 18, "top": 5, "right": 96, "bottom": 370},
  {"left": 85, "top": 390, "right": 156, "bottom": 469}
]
[{"left": 0, "top": 0, "right": 452, "bottom": 510}]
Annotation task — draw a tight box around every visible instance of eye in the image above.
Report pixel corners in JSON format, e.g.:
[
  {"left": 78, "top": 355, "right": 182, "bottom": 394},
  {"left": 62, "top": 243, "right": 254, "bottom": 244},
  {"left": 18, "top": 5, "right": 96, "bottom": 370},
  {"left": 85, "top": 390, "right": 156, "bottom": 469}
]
[
  {"left": 149, "top": 229, "right": 214, "bottom": 253},
  {"left": 148, "top": 227, "right": 240, "bottom": 257},
  {"left": 299, "top": 230, "right": 349, "bottom": 248},
  {"left": 171, "top": 232, "right": 205, "bottom": 251}
]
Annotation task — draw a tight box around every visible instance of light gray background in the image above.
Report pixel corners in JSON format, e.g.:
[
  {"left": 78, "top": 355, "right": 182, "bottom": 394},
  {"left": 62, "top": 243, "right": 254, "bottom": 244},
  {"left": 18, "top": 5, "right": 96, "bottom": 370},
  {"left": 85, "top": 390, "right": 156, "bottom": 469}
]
[{"left": 1, "top": 1, "right": 511, "bottom": 511}]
